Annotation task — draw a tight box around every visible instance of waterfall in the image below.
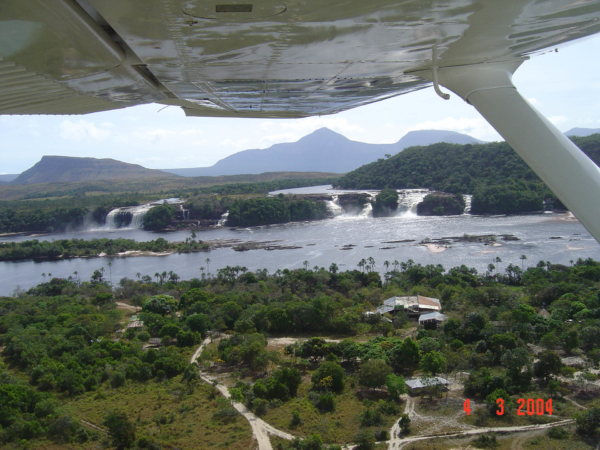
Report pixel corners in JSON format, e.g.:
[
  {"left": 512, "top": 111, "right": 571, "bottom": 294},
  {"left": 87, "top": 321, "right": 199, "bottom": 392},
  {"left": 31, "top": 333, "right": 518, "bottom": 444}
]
[
  {"left": 464, "top": 195, "right": 472, "bottom": 214},
  {"left": 394, "top": 189, "right": 429, "bottom": 217},
  {"left": 104, "top": 204, "right": 155, "bottom": 229},
  {"left": 218, "top": 211, "right": 229, "bottom": 227},
  {"left": 326, "top": 195, "right": 343, "bottom": 216},
  {"left": 358, "top": 200, "right": 373, "bottom": 218}
]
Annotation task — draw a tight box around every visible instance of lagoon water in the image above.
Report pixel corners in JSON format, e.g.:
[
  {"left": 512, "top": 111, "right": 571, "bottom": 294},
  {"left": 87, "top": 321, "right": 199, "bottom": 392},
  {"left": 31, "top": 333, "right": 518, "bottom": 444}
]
[{"left": 1, "top": 186, "right": 599, "bottom": 295}]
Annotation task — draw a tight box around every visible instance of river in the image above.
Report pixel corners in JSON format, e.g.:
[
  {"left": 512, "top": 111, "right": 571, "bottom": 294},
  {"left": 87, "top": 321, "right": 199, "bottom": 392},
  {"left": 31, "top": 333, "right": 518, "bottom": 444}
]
[{"left": 1, "top": 186, "right": 598, "bottom": 296}]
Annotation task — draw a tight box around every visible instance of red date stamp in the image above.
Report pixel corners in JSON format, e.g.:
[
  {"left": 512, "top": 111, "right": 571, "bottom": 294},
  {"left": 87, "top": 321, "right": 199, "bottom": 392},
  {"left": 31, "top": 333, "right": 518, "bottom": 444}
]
[{"left": 463, "top": 398, "right": 552, "bottom": 416}]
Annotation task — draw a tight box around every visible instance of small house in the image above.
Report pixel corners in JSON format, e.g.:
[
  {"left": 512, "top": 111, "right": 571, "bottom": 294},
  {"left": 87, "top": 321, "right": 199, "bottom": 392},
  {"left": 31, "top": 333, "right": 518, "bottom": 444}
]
[
  {"left": 376, "top": 295, "right": 442, "bottom": 319},
  {"left": 127, "top": 320, "right": 144, "bottom": 329},
  {"left": 418, "top": 312, "right": 448, "bottom": 329},
  {"left": 405, "top": 377, "right": 450, "bottom": 395}
]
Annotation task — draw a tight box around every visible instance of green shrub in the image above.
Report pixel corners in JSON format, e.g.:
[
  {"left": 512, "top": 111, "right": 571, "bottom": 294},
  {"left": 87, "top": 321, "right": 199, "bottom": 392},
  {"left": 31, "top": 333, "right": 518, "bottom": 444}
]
[{"left": 548, "top": 427, "right": 569, "bottom": 439}]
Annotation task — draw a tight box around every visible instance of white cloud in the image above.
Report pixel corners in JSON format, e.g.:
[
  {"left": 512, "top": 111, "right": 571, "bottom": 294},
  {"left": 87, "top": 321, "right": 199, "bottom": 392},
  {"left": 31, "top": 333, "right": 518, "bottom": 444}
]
[
  {"left": 59, "top": 120, "right": 111, "bottom": 142},
  {"left": 527, "top": 97, "right": 539, "bottom": 105}
]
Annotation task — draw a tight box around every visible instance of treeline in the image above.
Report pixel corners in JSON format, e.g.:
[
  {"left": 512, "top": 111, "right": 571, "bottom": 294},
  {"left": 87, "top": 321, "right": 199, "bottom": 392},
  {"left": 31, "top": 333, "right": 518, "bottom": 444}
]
[
  {"left": 199, "top": 177, "right": 338, "bottom": 195},
  {"left": 226, "top": 196, "right": 328, "bottom": 227},
  {"left": 0, "top": 195, "right": 148, "bottom": 233},
  {"left": 336, "top": 134, "right": 600, "bottom": 214},
  {"left": 0, "top": 237, "right": 209, "bottom": 261}
]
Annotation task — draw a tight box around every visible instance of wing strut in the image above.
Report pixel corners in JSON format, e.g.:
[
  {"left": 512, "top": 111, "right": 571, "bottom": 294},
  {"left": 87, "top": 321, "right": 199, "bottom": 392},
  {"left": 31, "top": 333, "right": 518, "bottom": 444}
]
[{"left": 415, "top": 60, "right": 600, "bottom": 243}]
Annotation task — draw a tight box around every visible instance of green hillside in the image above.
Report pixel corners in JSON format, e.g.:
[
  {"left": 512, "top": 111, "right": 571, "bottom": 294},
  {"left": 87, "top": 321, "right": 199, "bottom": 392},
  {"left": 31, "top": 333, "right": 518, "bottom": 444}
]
[
  {"left": 12, "top": 156, "right": 176, "bottom": 185},
  {"left": 336, "top": 134, "right": 600, "bottom": 214}
]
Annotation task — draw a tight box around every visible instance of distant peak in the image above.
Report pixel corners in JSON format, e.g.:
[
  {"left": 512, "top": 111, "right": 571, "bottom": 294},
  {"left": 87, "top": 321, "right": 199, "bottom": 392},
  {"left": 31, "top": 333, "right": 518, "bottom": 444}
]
[{"left": 300, "top": 127, "right": 349, "bottom": 141}]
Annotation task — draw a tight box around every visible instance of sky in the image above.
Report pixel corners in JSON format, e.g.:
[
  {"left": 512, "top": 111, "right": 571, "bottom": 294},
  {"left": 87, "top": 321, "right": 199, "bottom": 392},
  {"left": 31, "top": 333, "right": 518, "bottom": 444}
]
[{"left": 2, "top": 34, "right": 600, "bottom": 174}]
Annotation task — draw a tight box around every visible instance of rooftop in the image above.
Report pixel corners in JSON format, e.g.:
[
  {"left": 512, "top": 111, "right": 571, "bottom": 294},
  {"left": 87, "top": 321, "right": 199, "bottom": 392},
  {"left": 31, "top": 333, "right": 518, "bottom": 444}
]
[{"left": 406, "top": 377, "right": 450, "bottom": 389}]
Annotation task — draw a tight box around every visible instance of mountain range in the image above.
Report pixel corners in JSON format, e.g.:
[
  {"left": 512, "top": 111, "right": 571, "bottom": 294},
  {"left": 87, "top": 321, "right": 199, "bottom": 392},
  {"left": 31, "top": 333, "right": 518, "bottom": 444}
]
[
  {"left": 10, "top": 156, "right": 175, "bottom": 185},
  {"left": 162, "top": 128, "right": 484, "bottom": 177},
  {"left": 4, "top": 127, "right": 600, "bottom": 185}
]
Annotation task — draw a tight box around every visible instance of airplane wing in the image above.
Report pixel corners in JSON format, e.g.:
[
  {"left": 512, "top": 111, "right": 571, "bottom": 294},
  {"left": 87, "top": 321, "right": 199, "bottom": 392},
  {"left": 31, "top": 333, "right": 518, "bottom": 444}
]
[
  {"left": 1, "top": 0, "right": 600, "bottom": 117},
  {"left": 3, "top": 0, "right": 600, "bottom": 245}
]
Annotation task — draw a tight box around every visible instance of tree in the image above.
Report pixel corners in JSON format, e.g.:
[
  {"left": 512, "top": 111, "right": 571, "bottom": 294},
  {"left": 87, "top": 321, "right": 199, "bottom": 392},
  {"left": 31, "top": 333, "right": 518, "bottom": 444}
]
[
  {"left": 143, "top": 204, "right": 175, "bottom": 230},
  {"left": 158, "top": 323, "right": 181, "bottom": 339},
  {"left": 562, "top": 330, "right": 581, "bottom": 354},
  {"left": 534, "top": 350, "right": 563, "bottom": 383},
  {"left": 354, "top": 429, "right": 376, "bottom": 450},
  {"left": 311, "top": 361, "right": 345, "bottom": 393},
  {"left": 205, "top": 258, "right": 211, "bottom": 276},
  {"left": 92, "top": 292, "right": 114, "bottom": 307},
  {"left": 102, "top": 412, "right": 136, "bottom": 450},
  {"left": 186, "top": 313, "right": 211, "bottom": 336},
  {"left": 142, "top": 295, "right": 178, "bottom": 316},
  {"left": 358, "top": 359, "right": 392, "bottom": 390},
  {"left": 485, "top": 388, "right": 513, "bottom": 415},
  {"left": 575, "top": 407, "right": 600, "bottom": 435},
  {"left": 399, "top": 413, "right": 411, "bottom": 433},
  {"left": 390, "top": 338, "right": 420, "bottom": 372},
  {"left": 329, "top": 263, "right": 338, "bottom": 274},
  {"left": 501, "top": 347, "right": 532, "bottom": 391},
  {"left": 520, "top": 254, "right": 527, "bottom": 271},
  {"left": 419, "top": 351, "right": 446, "bottom": 376},
  {"left": 386, "top": 374, "right": 407, "bottom": 400}
]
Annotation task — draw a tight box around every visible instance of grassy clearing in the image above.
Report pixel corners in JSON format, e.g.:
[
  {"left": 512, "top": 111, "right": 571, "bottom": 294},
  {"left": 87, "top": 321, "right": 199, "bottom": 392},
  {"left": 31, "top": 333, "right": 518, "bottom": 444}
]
[
  {"left": 262, "top": 382, "right": 398, "bottom": 445},
  {"left": 63, "top": 379, "right": 254, "bottom": 450}
]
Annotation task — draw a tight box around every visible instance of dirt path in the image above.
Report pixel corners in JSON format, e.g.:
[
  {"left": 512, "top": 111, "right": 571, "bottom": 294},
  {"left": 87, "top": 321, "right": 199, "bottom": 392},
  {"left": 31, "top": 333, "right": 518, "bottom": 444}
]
[
  {"left": 78, "top": 419, "right": 107, "bottom": 433},
  {"left": 387, "top": 419, "right": 574, "bottom": 450},
  {"left": 115, "top": 302, "right": 141, "bottom": 312},
  {"left": 191, "top": 338, "right": 294, "bottom": 450},
  {"left": 190, "top": 339, "right": 574, "bottom": 450}
]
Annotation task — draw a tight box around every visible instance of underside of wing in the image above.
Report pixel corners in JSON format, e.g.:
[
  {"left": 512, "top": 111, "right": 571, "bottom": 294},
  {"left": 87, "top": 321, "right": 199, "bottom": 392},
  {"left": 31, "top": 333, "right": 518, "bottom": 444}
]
[{"left": 1, "top": 0, "right": 600, "bottom": 117}]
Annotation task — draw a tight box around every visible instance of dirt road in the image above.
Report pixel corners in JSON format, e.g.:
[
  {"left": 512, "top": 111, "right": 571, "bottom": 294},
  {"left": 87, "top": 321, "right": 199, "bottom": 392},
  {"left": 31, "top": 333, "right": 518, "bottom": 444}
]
[
  {"left": 190, "top": 339, "right": 575, "bottom": 450},
  {"left": 191, "top": 338, "right": 294, "bottom": 450}
]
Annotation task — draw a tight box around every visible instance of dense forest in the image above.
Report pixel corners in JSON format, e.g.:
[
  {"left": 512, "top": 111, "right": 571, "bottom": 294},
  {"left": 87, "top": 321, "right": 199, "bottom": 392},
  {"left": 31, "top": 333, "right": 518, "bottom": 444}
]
[
  {"left": 336, "top": 134, "right": 600, "bottom": 214},
  {"left": 2, "top": 255, "right": 600, "bottom": 448},
  {"left": 416, "top": 193, "right": 466, "bottom": 216},
  {"left": 226, "top": 195, "right": 328, "bottom": 227}
]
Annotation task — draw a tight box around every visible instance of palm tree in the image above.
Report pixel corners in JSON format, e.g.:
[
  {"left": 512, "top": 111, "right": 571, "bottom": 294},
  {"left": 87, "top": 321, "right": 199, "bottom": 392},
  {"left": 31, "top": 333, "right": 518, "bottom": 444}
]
[
  {"left": 384, "top": 260, "right": 390, "bottom": 271},
  {"left": 393, "top": 260, "right": 399, "bottom": 272},
  {"left": 519, "top": 254, "right": 527, "bottom": 271},
  {"left": 48, "top": 272, "right": 52, "bottom": 278},
  {"left": 200, "top": 267, "right": 205, "bottom": 280},
  {"left": 42, "top": 273, "right": 46, "bottom": 282},
  {"left": 303, "top": 260, "right": 309, "bottom": 270},
  {"left": 136, "top": 272, "right": 141, "bottom": 280},
  {"left": 367, "top": 257, "right": 375, "bottom": 271},
  {"left": 329, "top": 263, "right": 338, "bottom": 274},
  {"left": 161, "top": 271, "right": 167, "bottom": 283},
  {"left": 154, "top": 272, "right": 161, "bottom": 283},
  {"left": 357, "top": 259, "right": 366, "bottom": 273},
  {"left": 205, "top": 258, "right": 211, "bottom": 276},
  {"left": 488, "top": 263, "right": 495, "bottom": 275},
  {"left": 107, "top": 261, "right": 112, "bottom": 286}
]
